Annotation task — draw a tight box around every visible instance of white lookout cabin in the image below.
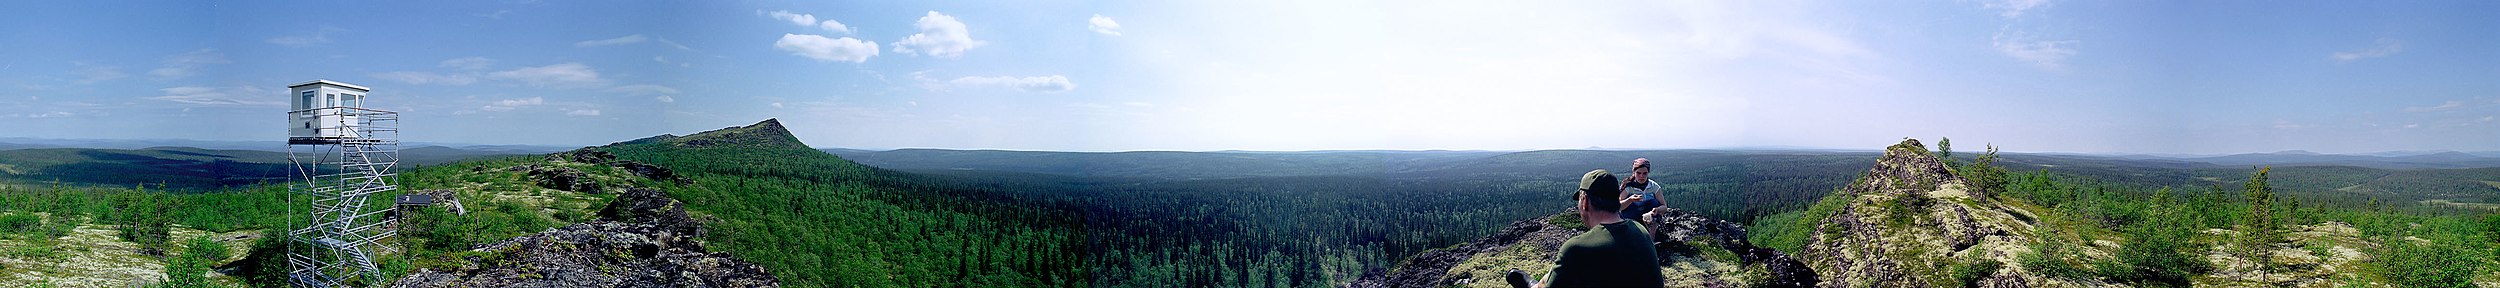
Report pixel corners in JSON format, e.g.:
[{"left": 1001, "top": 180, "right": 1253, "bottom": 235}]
[{"left": 287, "top": 80, "right": 373, "bottom": 144}]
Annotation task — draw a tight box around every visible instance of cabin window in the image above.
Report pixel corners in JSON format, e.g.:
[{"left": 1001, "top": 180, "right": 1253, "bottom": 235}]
[{"left": 300, "top": 91, "right": 315, "bottom": 110}]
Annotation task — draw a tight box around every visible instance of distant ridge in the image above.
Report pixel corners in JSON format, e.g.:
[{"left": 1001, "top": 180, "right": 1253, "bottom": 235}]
[{"left": 610, "top": 118, "right": 809, "bottom": 150}]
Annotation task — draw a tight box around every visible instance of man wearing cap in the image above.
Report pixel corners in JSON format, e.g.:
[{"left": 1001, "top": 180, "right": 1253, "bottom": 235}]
[
  {"left": 1618, "top": 158, "right": 1665, "bottom": 223},
  {"left": 1506, "top": 169, "right": 1665, "bottom": 288}
]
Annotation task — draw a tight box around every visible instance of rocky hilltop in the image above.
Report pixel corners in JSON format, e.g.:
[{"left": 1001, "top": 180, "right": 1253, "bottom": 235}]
[
  {"left": 387, "top": 129, "right": 781, "bottom": 287},
  {"left": 1349, "top": 208, "right": 1816, "bottom": 288},
  {"left": 653, "top": 119, "right": 809, "bottom": 150},
  {"left": 1798, "top": 138, "right": 2048, "bottom": 287}
]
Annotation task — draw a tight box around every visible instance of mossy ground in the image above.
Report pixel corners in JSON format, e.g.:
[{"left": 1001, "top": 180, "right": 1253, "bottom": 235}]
[{"left": 0, "top": 213, "right": 254, "bottom": 287}]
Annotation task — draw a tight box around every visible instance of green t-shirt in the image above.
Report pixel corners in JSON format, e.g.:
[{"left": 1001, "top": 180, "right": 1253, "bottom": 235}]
[{"left": 1543, "top": 220, "right": 1663, "bottom": 288}]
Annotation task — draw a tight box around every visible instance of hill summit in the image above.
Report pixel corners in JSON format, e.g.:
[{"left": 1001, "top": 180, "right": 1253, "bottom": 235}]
[
  {"left": 1798, "top": 138, "right": 2040, "bottom": 287},
  {"left": 614, "top": 118, "right": 810, "bottom": 150}
]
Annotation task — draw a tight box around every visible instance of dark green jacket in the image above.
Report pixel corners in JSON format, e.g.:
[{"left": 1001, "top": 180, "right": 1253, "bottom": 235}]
[{"left": 1544, "top": 220, "right": 1662, "bottom": 288}]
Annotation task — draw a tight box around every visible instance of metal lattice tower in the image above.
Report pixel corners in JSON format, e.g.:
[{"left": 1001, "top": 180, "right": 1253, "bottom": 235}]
[{"left": 284, "top": 80, "right": 398, "bottom": 287}]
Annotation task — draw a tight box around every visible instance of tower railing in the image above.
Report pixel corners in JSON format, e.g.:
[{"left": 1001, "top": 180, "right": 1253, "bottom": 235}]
[{"left": 286, "top": 107, "right": 398, "bottom": 288}]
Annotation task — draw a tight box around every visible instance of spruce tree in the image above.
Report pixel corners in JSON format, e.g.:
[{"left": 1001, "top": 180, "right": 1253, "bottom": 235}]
[
  {"left": 1939, "top": 137, "right": 1954, "bottom": 159},
  {"left": 2239, "top": 167, "right": 2280, "bottom": 268}
]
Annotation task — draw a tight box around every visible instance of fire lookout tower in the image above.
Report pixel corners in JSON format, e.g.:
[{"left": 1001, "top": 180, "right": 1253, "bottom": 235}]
[{"left": 283, "top": 79, "right": 399, "bottom": 287}]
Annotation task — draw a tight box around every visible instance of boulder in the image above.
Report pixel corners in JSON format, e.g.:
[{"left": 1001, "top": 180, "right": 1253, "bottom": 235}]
[
  {"left": 617, "top": 160, "right": 682, "bottom": 183},
  {"left": 528, "top": 166, "right": 604, "bottom": 194},
  {"left": 549, "top": 149, "right": 618, "bottom": 165}
]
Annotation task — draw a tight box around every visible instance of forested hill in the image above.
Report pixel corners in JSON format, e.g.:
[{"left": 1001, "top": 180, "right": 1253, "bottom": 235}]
[{"left": 587, "top": 118, "right": 1091, "bottom": 286}]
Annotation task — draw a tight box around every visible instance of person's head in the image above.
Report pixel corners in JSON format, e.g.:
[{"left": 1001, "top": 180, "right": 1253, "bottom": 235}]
[
  {"left": 1631, "top": 158, "right": 1652, "bottom": 179},
  {"left": 1579, "top": 169, "right": 1624, "bottom": 213}
]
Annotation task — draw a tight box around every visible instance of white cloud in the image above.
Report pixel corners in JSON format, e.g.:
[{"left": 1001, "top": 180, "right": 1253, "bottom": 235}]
[
  {"left": 474, "top": 10, "right": 511, "bottom": 19},
  {"left": 770, "top": 102, "right": 784, "bottom": 108},
  {"left": 149, "top": 49, "right": 229, "bottom": 79},
  {"left": 21, "top": 111, "right": 74, "bottom": 118},
  {"left": 74, "top": 66, "right": 125, "bottom": 84},
  {"left": 820, "top": 20, "right": 851, "bottom": 34},
  {"left": 657, "top": 37, "right": 694, "bottom": 51},
  {"left": 608, "top": 84, "right": 683, "bottom": 103},
  {"left": 1089, "top": 15, "right": 1122, "bottom": 36},
  {"left": 370, "top": 71, "right": 478, "bottom": 85},
  {"left": 575, "top": 34, "right": 648, "bottom": 47},
  {"left": 893, "top": 11, "right": 985, "bottom": 58},
  {"left": 608, "top": 84, "right": 680, "bottom": 95},
  {"left": 1993, "top": 31, "right": 2077, "bottom": 69},
  {"left": 151, "top": 86, "right": 284, "bottom": 106},
  {"left": 765, "top": 10, "right": 817, "bottom": 27},
  {"left": 775, "top": 34, "right": 879, "bottom": 62},
  {"left": 950, "top": 75, "right": 1076, "bottom": 92},
  {"left": 567, "top": 109, "right": 601, "bottom": 116},
  {"left": 1985, "top": 0, "right": 2050, "bottom": 18},
  {"left": 2331, "top": 38, "right": 2403, "bottom": 63},
  {"left": 2406, "top": 101, "right": 2465, "bottom": 112},
  {"left": 480, "top": 97, "right": 544, "bottom": 112},
  {"left": 486, "top": 63, "right": 606, "bottom": 87},
  {"left": 440, "top": 57, "right": 495, "bottom": 70},
  {"left": 268, "top": 26, "right": 344, "bottom": 47}
]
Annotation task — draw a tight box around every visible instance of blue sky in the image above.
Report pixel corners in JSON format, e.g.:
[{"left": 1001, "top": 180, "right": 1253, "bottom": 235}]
[{"left": 1, "top": 1, "right": 2495, "bottom": 154}]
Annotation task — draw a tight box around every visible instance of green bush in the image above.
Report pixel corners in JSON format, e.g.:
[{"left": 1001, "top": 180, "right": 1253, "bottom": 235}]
[
  {"left": 1946, "top": 253, "right": 2002, "bottom": 288},
  {"left": 2109, "top": 212, "right": 2209, "bottom": 287},
  {"left": 2376, "top": 236, "right": 2479, "bottom": 288},
  {"left": 2018, "top": 239, "right": 2095, "bottom": 281},
  {"left": 164, "top": 235, "right": 230, "bottom": 287},
  {"left": 2481, "top": 214, "right": 2500, "bottom": 243},
  {"left": 0, "top": 212, "right": 38, "bottom": 235}
]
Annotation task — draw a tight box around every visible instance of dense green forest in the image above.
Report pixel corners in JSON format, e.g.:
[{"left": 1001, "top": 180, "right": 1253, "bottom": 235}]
[{"left": 599, "top": 142, "right": 1090, "bottom": 287}]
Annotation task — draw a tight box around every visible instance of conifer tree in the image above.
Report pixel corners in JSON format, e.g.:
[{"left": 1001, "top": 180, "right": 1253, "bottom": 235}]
[{"left": 2239, "top": 167, "right": 2280, "bottom": 267}]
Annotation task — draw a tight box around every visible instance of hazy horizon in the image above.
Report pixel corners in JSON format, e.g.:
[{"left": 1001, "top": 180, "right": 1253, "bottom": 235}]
[{"left": 4, "top": 1, "right": 2496, "bottom": 155}]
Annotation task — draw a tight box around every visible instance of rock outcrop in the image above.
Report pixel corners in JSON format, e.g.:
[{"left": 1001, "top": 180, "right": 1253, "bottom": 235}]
[
  {"left": 1798, "top": 138, "right": 2047, "bottom": 288},
  {"left": 1350, "top": 207, "right": 1814, "bottom": 288},
  {"left": 1348, "top": 213, "right": 1578, "bottom": 288},
  {"left": 544, "top": 148, "right": 685, "bottom": 183},
  {"left": 526, "top": 166, "right": 604, "bottom": 193},
  {"left": 1645, "top": 208, "right": 1818, "bottom": 287},
  {"left": 389, "top": 187, "right": 778, "bottom": 287}
]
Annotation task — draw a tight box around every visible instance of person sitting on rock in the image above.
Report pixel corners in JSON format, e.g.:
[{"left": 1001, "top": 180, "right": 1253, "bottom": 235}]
[
  {"left": 1618, "top": 158, "right": 1664, "bottom": 223},
  {"left": 1507, "top": 169, "right": 1665, "bottom": 288}
]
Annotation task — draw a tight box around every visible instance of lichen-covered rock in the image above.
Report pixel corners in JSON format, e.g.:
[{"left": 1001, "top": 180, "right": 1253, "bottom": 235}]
[
  {"left": 388, "top": 188, "right": 775, "bottom": 288},
  {"left": 617, "top": 161, "right": 681, "bottom": 183},
  {"left": 527, "top": 166, "right": 603, "bottom": 194},
  {"left": 548, "top": 149, "right": 617, "bottom": 165},
  {"left": 1800, "top": 138, "right": 2051, "bottom": 288},
  {"left": 1643, "top": 208, "right": 1817, "bottom": 287},
  {"left": 1347, "top": 213, "right": 1574, "bottom": 288},
  {"left": 599, "top": 188, "right": 702, "bottom": 236}
]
